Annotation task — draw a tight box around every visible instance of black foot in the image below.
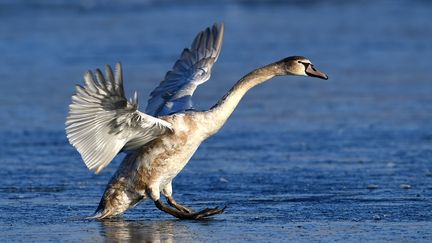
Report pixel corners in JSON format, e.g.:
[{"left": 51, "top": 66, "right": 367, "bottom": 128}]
[
  {"left": 155, "top": 199, "right": 226, "bottom": 220},
  {"left": 193, "top": 206, "right": 226, "bottom": 219}
]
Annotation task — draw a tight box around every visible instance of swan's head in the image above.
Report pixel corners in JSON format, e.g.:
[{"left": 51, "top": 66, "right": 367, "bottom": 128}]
[{"left": 278, "top": 56, "right": 328, "bottom": 80}]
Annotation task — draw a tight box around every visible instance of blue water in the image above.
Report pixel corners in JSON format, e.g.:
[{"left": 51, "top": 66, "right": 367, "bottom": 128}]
[{"left": 1, "top": 0, "right": 432, "bottom": 242}]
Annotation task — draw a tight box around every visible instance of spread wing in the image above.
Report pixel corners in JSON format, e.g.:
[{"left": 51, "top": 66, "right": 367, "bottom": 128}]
[
  {"left": 66, "top": 63, "right": 173, "bottom": 174},
  {"left": 145, "top": 23, "right": 224, "bottom": 116}
]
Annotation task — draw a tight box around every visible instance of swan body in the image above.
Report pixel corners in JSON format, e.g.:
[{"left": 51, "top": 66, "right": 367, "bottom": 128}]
[{"left": 66, "top": 23, "right": 328, "bottom": 219}]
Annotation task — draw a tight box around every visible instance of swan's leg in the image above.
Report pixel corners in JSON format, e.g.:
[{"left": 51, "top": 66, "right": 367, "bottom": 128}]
[
  {"left": 162, "top": 183, "right": 194, "bottom": 213},
  {"left": 150, "top": 185, "right": 225, "bottom": 219},
  {"left": 167, "top": 197, "right": 194, "bottom": 213}
]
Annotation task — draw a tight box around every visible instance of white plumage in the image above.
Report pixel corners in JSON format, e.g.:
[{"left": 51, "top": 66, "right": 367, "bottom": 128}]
[{"left": 66, "top": 63, "right": 172, "bottom": 174}]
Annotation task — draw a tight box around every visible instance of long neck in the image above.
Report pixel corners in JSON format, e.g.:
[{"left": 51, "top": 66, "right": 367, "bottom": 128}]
[{"left": 204, "top": 62, "right": 284, "bottom": 135}]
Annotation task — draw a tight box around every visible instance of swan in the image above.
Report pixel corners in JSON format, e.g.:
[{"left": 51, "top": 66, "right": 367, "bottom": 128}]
[{"left": 66, "top": 23, "right": 328, "bottom": 220}]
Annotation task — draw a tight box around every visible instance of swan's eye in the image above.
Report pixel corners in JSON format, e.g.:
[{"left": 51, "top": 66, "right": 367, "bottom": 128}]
[{"left": 298, "top": 61, "right": 309, "bottom": 68}]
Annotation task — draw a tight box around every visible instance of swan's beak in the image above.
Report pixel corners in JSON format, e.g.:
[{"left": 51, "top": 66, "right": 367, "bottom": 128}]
[{"left": 306, "top": 64, "right": 328, "bottom": 80}]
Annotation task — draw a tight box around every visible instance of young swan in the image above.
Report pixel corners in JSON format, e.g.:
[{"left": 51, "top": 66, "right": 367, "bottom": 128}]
[{"left": 66, "top": 23, "right": 328, "bottom": 220}]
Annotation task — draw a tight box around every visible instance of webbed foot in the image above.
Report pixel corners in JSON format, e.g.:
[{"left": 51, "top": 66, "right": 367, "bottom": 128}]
[{"left": 155, "top": 199, "right": 225, "bottom": 220}]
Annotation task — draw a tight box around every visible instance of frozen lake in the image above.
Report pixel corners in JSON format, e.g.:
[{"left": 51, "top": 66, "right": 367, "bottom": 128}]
[{"left": 0, "top": 0, "right": 431, "bottom": 242}]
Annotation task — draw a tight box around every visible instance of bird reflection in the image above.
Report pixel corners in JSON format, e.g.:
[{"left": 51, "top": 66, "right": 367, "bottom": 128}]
[{"left": 98, "top": 218, "right": 190, "bottom": 243}]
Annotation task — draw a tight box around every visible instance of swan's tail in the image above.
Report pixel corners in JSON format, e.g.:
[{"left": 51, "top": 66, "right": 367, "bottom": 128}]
[
  {"left": 87, "top": 210, "right": 111, "bottom": 220},
  {"left": 86, "top": 186, "right": 144, "bottom": 220},
  {"left": 86, "top": 198, "right": 114, "bottom": 220}
]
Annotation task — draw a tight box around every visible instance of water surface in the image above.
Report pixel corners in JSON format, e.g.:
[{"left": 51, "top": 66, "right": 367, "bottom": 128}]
[{"left": 0, "top": 0, "right": 431, "bottom": 242}]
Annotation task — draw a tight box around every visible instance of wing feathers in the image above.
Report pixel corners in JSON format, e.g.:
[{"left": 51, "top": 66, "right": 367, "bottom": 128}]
[
  {"left": 145, "top": 23, "right": 224, "bottom": 116},
  {"left": 66, "top": 63, "right": 173, "bottom": 173}
]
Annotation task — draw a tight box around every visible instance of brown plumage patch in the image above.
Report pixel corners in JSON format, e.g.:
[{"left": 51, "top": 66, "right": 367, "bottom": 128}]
[{"left": 95, "top": 113, "right": 205, "bottom": 214}]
